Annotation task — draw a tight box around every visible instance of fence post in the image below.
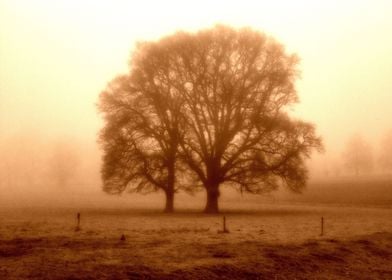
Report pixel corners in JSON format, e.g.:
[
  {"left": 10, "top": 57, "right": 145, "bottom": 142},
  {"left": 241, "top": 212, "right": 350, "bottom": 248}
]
[
  {"left": 223, "top": 216, "right": 229, "bottom": 233},
  {"left": 320, "top": 216, "right": 324, "bottom": 236},
  {"left": 75, "top": 212, "right": 81, "bottom": 231}
]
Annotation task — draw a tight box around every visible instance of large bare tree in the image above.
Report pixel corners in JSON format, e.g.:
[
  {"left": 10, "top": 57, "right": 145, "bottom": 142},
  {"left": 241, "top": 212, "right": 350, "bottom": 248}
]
[
  {"left": 99, "top": 25, "right": 322, "bottom": 213},
  {"left": 124, "top": 26, "right": 322, "bottom": 213}
]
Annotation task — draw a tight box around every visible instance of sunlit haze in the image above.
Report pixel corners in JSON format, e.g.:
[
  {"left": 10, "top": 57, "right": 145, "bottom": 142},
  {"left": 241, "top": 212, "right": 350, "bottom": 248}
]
[
  {"left": 1, "top": 2, "right": 392, "bottom": 278},
  {"left": 1, "top": 0, "right": 392, "bottom": 205}
]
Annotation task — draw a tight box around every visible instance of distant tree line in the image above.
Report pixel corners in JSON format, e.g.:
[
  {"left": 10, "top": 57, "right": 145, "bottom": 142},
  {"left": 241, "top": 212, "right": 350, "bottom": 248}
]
[
  {"left": 98, "top": 25, "right": 322, "bottom": 213},
  {"left": 342, "top": 131, "right": 392, "bottom": 176},
  {"left": 0, "top": 135, "right": 82, "bottom": 190}
]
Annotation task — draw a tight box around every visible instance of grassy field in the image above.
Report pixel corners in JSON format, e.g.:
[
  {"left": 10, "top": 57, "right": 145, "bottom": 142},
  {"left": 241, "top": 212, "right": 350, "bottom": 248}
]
[
  {"left": 274, "top": 176, "right": 392, "bottom": 207},
  {"left": 0, "top": 203, "right": 391, "bottom": 279}
]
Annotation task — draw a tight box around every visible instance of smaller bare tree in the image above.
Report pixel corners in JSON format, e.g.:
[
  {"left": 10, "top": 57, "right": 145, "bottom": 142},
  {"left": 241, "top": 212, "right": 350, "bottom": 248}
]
[{"left": 98, "top": 74, "right": 185, "bottom": 213}]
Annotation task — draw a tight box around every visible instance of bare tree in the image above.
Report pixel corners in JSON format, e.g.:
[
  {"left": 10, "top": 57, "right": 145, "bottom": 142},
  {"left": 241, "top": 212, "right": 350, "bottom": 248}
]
[
  {"left": 130, "top": 26, "right": 322, "bottom": 213},
  {"left": 342, "top": 134, "right": 373, "bottom": 176},
  {"left": 98, "top": 25, "right": 322, "bottom": 213},
  {"left": 99, "top": 71, "right": 184, "bottom": 212},
  {"left": 379, "top": 130, "right": 392, "bottom": 173}
]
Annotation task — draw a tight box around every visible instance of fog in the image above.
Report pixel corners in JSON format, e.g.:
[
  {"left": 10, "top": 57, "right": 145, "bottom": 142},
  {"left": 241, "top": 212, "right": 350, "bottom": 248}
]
[{"left": 1, "top": 0, "right": 392, "bottom": 208}]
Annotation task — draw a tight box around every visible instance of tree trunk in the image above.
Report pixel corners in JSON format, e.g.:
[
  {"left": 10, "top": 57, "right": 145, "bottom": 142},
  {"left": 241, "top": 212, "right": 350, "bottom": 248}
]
[
  {"left": 164, "top": 158, "right": 175, "bottom": 213},
  {"left": 164, "top": 190, "right": 174, "bottom": 213},
  {"left": 204, "top": 185, "right": 220, "bottom": 214}
]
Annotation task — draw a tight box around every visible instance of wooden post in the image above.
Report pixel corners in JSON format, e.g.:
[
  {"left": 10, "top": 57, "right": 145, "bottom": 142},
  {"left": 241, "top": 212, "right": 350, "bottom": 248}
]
[
  {"left": 320, "top": 216, "right": 324, "bottom": 236},
  {"left": 218, "top": 216, "right": 229, "bottom": 233},
  {"left": 75, "top": 212, "right": 81, "bottom": 231},
  {"left": 223, "top": 216, "right": 229, "bottom": 233}
]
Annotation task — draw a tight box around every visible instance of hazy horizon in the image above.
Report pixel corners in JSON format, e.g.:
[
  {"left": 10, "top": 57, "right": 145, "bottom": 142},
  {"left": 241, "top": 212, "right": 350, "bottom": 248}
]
[{"left": 1, "top": 0, "right": 392, "bottom": 207}]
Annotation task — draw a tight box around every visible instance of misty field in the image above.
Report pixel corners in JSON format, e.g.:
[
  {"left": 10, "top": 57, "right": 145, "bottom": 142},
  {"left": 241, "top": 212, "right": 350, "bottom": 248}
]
[{"left": 0, "top": 203, "right": 391, "bottom": 279}]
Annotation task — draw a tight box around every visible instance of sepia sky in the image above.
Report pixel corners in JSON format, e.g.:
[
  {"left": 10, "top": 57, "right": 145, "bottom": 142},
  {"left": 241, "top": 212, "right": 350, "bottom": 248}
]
[{"left": 1, "top": 0, "right": 392, "bottom": 167}]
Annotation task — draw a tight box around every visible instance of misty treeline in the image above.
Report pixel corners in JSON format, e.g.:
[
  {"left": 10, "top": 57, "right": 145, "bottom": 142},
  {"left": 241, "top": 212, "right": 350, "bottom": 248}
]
[
  {"left": 98, "top": 26, "right": 323, "bottom": 213},
  {"left": 315, "top": 132, "right": 392, "bottom": 178},
  {"left": 0, "top": 134, "right": 98, "bottom": 195},
  {"left": 339, "top": 132, "right": 392, "bottom": 176}
]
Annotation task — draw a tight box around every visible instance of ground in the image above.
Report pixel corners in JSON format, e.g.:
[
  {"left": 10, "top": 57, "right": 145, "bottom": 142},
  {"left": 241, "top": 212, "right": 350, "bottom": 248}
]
[{"left": 0, "top": 204, "right": 391, "bottom": 279}]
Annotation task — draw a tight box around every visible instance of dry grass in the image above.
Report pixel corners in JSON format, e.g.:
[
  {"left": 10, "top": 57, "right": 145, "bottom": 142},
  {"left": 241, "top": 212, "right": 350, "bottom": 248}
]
[{"left": 0, "top": 204, "right": 391, "bottom": 279}]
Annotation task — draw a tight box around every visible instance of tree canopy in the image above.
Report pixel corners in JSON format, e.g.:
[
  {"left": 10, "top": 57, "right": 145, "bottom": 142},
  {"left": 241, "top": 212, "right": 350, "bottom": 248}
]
[{"left": 98, "top": 25, "right": 322, "bottom": 213}]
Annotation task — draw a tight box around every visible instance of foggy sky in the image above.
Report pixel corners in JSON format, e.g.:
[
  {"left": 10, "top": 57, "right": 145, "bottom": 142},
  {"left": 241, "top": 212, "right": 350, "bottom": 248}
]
[{"left": 1, "top": 0, "right": 392, "bottom": 203}]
